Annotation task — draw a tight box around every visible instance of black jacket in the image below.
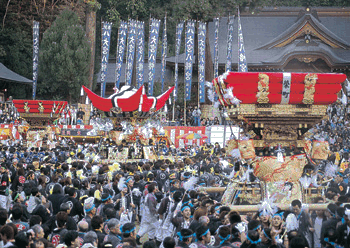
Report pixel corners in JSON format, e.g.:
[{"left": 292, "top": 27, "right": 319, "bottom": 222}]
[
  {"left": 48, "top": 193, "right": 65, "bottom": 215},
  {"left": 336, "top": 223, "right": 350, "bottom": 248},
  {"left": 320, "top": 217, "right": 338, "bottom": 246}
]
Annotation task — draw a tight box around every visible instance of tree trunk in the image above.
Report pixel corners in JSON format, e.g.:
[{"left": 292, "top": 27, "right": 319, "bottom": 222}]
[
  {"left": 85, "top": 8, "right": 96, "bottom": 100},
  {"left": 205, "top": 22, "right": 213, "bottom": 82}
]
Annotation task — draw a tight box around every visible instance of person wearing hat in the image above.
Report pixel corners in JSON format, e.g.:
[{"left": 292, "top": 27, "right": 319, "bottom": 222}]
[
  {"left": 103, "top": 218, "right": 122, "bottom": 247},
  {"left": 176, "top": 228, "right": 193, "bottom": 248},
  {"left": 82, "top": 197, "right": 96, "bottom": 231}
]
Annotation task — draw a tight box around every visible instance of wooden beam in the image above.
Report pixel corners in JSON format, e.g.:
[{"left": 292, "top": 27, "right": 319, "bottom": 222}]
[{"left": 229, "top": 203, "right": 328, "bottom": 212}]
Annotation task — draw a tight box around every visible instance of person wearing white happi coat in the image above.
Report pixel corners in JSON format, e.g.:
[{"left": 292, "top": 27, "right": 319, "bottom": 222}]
[
  {"left": 137, "top": 183, "right": 159, "bottom": 244},
  {"left": 155, "top": 191, "right": 176, "bottom": 245},
  {"left": 70, "top": 107, "right": 77, "bottom": 125}
]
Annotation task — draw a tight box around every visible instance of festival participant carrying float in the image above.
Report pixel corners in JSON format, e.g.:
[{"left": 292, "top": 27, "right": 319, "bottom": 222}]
[{"left": 211, "top": 71, "right": 348, "bottom": 205}]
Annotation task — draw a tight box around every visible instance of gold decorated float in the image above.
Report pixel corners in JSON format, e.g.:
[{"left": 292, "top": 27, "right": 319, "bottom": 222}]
[{"left": 212, "top": 71, "right": 347, "bottom": 205}]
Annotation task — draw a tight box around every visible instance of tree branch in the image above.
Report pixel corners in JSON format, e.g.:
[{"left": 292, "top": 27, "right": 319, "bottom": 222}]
[{"left": 2, "top": 0, "right": 11, "bottom": 30}]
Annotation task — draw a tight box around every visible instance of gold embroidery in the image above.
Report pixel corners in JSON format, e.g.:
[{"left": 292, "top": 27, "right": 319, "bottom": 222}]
[
  {"left": 302, "top": 73, "right": 318, "bottom": 104},
  {"left": 38, "top": 102, "right": 45, "bottom": 113},
  {"left": 24, "top": 102, "right": 30, "bottom": 113},
  {"left": 256, "top": 73, "right": 269, "bottom": 103}
]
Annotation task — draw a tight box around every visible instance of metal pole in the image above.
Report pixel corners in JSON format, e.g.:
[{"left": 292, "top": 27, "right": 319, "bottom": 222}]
[
  {"left": 223, "top": 111, "right": 227, "bottom": 147},
  {"left": 184, "top": 99, "right": 187, "bottom": 126},
  {"left": 172, "top": 93, "right": 175, "bottom": 122}
]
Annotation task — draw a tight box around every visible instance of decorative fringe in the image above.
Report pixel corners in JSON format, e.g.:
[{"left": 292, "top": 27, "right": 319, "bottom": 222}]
[
  {"left": 286, "top": 213, "right": 299, "bottom": 232},
  {"left": 183, "top": 176, "right": 197, "bottom": 191},
  {"left": 118, "top": 177, "right": 126, "bottom": 191}
]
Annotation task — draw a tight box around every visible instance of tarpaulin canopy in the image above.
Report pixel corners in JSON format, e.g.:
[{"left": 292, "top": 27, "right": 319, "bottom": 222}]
[{"left": 0, "top": 63, "right": 32, "bottom": 84}]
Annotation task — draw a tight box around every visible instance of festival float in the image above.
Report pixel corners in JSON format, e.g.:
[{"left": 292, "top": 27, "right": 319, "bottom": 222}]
[
  {"left": 83, "top": 84, "right": 175, "bottom": 161},
  {"left": 12, "top": 100, "right": 103, "bottom": 147},
  {"left": 11, "top": 100, "right": 66, "bottom": 147},
  {"left": 210, "top": 71, "right": 348, "bottom": 205}
]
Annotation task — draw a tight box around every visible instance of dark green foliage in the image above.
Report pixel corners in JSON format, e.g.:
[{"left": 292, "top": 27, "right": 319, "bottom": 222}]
[
  {"left": 0, "top": 27, "right": 32, "bottom": 99},
  {"left": 38, "top": 10, "right": 90, "bottom": 102}
]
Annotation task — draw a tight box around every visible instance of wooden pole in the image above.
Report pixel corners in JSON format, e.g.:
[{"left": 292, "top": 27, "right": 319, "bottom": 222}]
[{"left": 228, "top": 203, "right": 329, "bottom": 212}]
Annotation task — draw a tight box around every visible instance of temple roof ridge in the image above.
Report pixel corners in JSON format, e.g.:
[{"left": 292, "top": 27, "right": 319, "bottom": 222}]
[{"left": 256, "top": 9, "right": 350, "bottom": 50}]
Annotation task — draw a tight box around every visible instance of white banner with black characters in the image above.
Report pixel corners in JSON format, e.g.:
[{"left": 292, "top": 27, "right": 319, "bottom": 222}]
[
  {"left": 32, "top": 21, "right": 39, "bottom": 100},
  {"left": 161, "top": 16, "right": 167, "bottom": 93},
  {"left": 115, "top": 21, "right": 127, "bottom": 89},
  {"left": 198, "top": 22, "right": 206, "bottom": 103},
  {"left": 238, "top": 9, "right": 248, "bottom": 72},
  {"left": 148, "top": 18, "right": 161, "bottom": 95},
  {"left": 185, "top": 20, "right": 195, "bottom": 101},
  {"left": 125, "top": 20, "right": 137, "bottom": 86},
  {"left": 136, "top": 21, "right": 145, "bottom": 89},
  {"left": 226, "top": 15, "right": 234, "bottom": 72},
  {"left": 214, "top": 17, "right": 220, "bottom": 78},
  {"left": 281, "top": 72, "right": 291, "bottom": 104},
  {"left": 100, "top": 21, "right": 112, "bottom": 97},
  {"left": 174, "top": 21, "right": 184, "bottom": 101}
]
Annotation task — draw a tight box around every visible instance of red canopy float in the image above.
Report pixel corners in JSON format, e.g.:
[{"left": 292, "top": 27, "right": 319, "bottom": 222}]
[
  {"left": 83, "top": 85, "right": 174, "bottom": 113},
  {"left": 213, "top": 72, "right": 347, "bottom": 105}
]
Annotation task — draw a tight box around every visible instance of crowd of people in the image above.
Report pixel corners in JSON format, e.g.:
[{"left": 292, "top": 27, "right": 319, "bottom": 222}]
[
  {"left": 0, "top": 99, "right": 347, "bottom": 248},
  {"left": 173, "top": 105, "right": 229, "bottom": 127},
  {"left": 0, "top": 135, "right": 347, "bottom": 248},
  {"left": 0, "top": 103, "right": 22, "bottom": 125}
]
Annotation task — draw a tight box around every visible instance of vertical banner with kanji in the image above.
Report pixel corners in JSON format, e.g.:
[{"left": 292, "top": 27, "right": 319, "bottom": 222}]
[
  {"left": 32, "top": 21, "right": 39, "bottom": 100},
  {"left": 161, "top": 15, "right": 167, "bottom": 93},
  {"left": 125, "top": 20, "right": 137, "bottom": 86},
  {"left": 226, "top": 15, "right": 234, "bottom": 72},
  {"left": 115, "top": 21, "right": 127, "bottom": 90},
  {"left": 148, "top": 18, "right": 161, "bottom": 95},
  {"left": 100, "top": 21, "right": 112, "bottom": 97},
  {"left": 136, "top": 22, "right": 145, "bottom": 89},
  {"left": 185, "top": 20, "right": 195, "bottom": 101},
  {"left": 213, "top": 17, "right": 220, "bottom": 78},
  {"left": 238, "top": 9, "right": 248, "bottom": 72},
  {"left": 198, "top": 22, "right": 206, "bottom": 103},
  {"left": 174, "top": 21, "right": 184, "bottom": 102}
]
